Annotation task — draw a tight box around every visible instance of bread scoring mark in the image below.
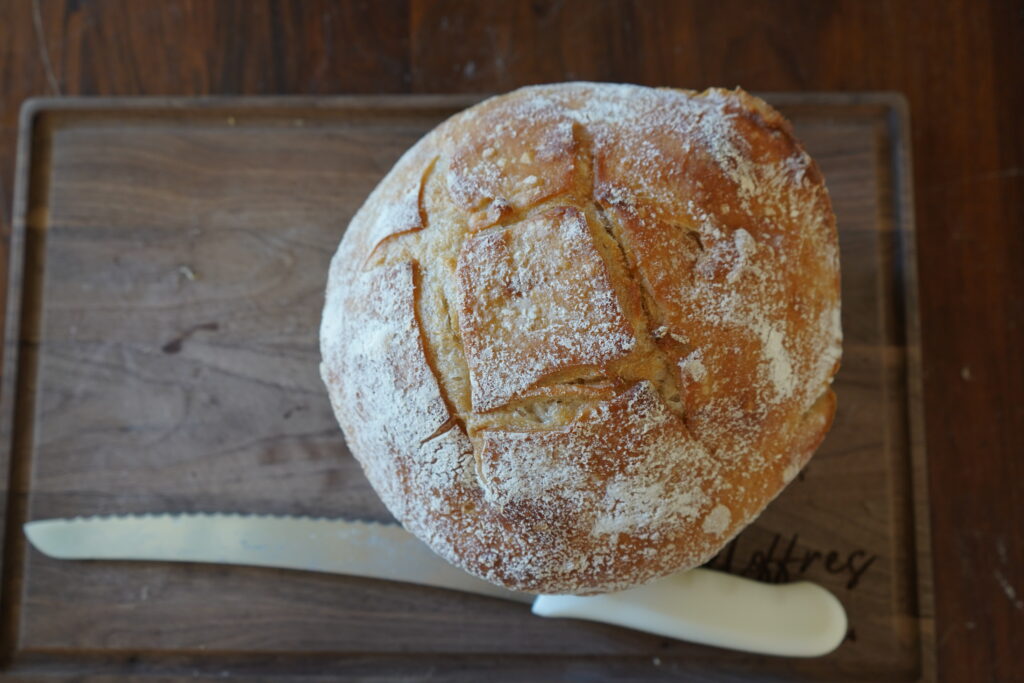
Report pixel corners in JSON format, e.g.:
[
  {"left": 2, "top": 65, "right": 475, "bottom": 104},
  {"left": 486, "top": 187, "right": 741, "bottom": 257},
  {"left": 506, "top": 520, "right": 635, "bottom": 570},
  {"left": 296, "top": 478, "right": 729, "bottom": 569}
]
[
  {"left": 582, "top": 87, "right": 843, "bottom": 466},
  {"left": 420, "top": 413, "right": 462, "bottom": 445},
  {"left": 446, "top": 103, "right": 578, "bottom": 231},
  {"left": 416, "top": 157, "right": 437, "bottom": 235},
  {"left": 320, "top": 261, "right": 452, "bottom": 457},
  {"left": 465, "top": 390, "right": 616, "bottom": 436},
  {"left": 591, "top": 204, "right": 688, "bottom": 417},
  {"left": 455, "top": 206, "right": 637, "bottom": 412},
  {"left": 383, "top": 417, "right": 483, "bottom": 547},
  {"left": 567, "top": 123, "right": 693, "bottom": 419},
  {"left": 361, "top": 156, "right": 439, "bottom": 269},
  {"left": 410, "top": 262, "right": 464, "bottom": 445},
  {"left": 477, "top": 382, "right": 715, "bottom": 541}
]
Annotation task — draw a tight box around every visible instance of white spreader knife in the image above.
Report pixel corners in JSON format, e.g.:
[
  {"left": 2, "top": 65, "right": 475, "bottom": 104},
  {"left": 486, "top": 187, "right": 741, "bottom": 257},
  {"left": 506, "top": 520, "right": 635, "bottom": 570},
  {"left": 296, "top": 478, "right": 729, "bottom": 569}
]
[{"left": 24, "top": 514, "right": 847, "bottom": 657}]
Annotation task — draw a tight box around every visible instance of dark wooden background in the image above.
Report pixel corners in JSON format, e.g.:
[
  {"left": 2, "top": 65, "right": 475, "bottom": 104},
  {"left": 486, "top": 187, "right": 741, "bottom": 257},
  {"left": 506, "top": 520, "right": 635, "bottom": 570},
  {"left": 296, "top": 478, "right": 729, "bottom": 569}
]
[{"left": 0, "top": 1, "right": 1020, "bottom": 681}]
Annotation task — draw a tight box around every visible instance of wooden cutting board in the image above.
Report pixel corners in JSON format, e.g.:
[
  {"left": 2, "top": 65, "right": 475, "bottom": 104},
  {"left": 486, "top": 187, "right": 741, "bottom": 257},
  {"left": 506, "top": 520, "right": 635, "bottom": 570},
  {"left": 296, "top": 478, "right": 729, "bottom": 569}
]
[{"left": 0, "top": 94, "right": 933, "bottom": 681}]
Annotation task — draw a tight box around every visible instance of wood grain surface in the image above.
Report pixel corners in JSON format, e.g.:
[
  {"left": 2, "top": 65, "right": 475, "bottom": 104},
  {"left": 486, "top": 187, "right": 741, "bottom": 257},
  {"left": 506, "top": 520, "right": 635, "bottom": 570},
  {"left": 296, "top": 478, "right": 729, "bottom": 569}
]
[
  {"left": 0, "top": 2, "right": 1020, "bottom": 682},
  {"left": 1, "top": 94, "right": 926, "bottom": 682}
]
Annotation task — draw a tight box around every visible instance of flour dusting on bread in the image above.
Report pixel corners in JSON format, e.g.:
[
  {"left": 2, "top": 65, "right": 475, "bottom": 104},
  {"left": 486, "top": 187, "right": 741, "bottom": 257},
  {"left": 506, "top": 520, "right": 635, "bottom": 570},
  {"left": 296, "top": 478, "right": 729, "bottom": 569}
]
[{"left": 321, "top": 83, "right": 841, "bottom": 594}]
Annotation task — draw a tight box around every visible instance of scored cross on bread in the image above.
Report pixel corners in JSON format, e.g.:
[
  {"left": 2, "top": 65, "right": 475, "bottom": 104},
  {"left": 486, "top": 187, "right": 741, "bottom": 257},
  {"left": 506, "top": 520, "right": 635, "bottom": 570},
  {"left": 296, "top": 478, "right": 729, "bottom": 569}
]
[
  {"left": 321, "top": 83, "right": 841, "bottom": 594},
  {"left": 456, "top": 206, "right": 639, "bottom": 412}
]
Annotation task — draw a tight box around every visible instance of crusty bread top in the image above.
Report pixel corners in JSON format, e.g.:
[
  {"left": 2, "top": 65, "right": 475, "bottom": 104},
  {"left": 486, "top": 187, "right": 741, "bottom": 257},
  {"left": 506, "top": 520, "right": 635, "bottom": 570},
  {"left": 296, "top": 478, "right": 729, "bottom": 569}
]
[{"left": 321, "top": 83, "right": 841, "bottom": 594}]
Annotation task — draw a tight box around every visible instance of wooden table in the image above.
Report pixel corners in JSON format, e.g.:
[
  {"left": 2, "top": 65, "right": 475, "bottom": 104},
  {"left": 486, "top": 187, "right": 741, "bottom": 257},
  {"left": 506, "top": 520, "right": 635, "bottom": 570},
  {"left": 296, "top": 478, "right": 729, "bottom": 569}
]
[{"left": 0, "top": 2, "right": 1020, "bottom": 681}]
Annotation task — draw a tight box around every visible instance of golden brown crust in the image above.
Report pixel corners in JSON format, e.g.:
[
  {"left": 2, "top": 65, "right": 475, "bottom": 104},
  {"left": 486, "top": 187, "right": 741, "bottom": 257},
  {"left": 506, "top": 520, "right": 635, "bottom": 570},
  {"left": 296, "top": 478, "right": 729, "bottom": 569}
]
[
  {"left": 456, "top": 206, "right": 637, "bottom": 412},
  {"left": 320, "top": 83, "right": 842, "bottom": 594}
]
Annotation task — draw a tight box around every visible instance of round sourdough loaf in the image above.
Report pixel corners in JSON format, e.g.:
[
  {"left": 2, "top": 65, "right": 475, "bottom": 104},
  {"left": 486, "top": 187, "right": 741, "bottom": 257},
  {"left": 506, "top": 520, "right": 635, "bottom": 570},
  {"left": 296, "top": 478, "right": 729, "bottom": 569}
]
[{"left": 320, "top": 83, "right": 841, "bottom": 595}]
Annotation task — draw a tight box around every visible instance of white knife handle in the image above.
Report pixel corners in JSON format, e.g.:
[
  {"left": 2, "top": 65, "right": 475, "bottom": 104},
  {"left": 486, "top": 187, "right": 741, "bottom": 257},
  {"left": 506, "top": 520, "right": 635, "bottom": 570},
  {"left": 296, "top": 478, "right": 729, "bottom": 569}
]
[{"left": 531, "top": 568, "right": 847, "bottom": 657}]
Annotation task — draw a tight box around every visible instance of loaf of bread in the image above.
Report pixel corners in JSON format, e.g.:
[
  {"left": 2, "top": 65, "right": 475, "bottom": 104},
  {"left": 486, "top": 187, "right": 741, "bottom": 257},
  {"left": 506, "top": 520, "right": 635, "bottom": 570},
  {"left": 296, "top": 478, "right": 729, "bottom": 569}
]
[{"left": 320, "top": 83, "right": 841, "bottom": 595}]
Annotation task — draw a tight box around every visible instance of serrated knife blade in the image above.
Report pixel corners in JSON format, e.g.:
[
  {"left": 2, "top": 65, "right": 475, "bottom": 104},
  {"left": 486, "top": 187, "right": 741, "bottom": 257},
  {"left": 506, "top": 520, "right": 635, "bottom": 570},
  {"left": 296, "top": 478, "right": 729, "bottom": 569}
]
[
  {"left": 23, "top": 514, "right": 848, "bottom": 657},
  {"left": 24, "top": 513, "right": 532, "bottom": 603}
]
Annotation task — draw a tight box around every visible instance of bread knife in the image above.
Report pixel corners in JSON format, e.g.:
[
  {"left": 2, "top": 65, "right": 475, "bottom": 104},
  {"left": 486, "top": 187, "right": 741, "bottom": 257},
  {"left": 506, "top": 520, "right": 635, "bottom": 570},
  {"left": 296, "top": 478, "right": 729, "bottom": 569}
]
[{"left": 23, "top": 514, "right": 847, "bottom": 657}]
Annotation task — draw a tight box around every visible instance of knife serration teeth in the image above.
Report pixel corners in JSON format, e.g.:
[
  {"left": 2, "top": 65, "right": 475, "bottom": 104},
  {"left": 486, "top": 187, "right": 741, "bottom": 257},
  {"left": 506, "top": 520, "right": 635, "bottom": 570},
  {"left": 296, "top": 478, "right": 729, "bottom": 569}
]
[{"left": 56, "top": 511, "right": 401, "bottom": 529}]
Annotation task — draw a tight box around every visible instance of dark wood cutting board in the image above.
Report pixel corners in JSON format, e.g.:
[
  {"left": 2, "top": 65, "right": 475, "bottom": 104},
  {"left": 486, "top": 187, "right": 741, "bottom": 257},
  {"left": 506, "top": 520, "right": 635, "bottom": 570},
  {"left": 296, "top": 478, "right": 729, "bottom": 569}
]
[{"left": 0, "top": 94, "right": 932, "bottom": 681}]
